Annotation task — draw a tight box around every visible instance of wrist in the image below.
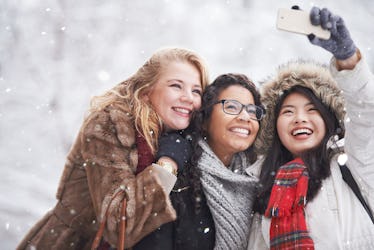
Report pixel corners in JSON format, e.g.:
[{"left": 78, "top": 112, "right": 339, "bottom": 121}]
[
  {"left": 156, "top": 159, "right": 178, "bottom": 176},
  {"left": 336, "top": 49, "right": 361, "bottom": 71}
]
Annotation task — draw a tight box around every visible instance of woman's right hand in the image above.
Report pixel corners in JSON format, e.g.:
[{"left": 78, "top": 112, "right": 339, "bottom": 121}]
[{"left": 156, "top": 132, "right": 193, "bottom": 173}]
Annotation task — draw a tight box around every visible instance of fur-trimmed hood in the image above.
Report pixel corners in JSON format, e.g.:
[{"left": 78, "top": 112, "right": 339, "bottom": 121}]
[{"left": 255, "top": 60, "right": 346, "bottom": 155}]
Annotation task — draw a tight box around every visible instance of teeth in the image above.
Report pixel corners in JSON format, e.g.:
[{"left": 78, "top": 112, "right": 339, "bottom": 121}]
[
  {"left": 292, "top": 128, "right": 312, "bottom": 136},
  {"left": 174, "top": 107, "right": 190, "bottom": 114},
  {"left": 232, "top": 128, "right": 249, "bottom": 135}
]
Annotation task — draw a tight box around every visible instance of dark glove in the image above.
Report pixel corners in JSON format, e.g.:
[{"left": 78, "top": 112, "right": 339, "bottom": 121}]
[
  {"left": 308, "top": 7, "right": 356, "bottom": 60},
  {"left": 156, "top": 132, "right": 192, "bottom": 171}
]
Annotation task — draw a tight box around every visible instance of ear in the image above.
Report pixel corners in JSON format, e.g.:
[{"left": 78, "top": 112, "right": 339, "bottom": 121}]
[{"left": 141, "top": 91, "right": 150, "bottom": 102}]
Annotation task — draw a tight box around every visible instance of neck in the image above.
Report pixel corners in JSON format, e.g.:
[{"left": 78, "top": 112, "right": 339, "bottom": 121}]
[{"left": 210, "top": 146, "right": 233, "bottom": 167}]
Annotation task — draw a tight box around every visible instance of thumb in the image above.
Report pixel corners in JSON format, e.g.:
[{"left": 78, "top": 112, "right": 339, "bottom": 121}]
[{"left": 307, "top": 33, "right": 321, "bottom": 45}]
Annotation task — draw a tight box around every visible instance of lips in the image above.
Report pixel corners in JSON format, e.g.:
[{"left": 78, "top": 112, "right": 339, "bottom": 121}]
[
  {"left": 230, "top": 127, "right": 250, "bottom": 136},
  {"left": 292, "top": 128, "right": 312, "bottom": 136},
  {"left": 173, "top": 107, "right": 191, "bottom": 115}
]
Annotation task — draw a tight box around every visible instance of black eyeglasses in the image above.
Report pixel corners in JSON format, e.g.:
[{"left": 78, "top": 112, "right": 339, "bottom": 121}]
[{"left": 214, "top": 99, "right": 265, "bottom": 121}]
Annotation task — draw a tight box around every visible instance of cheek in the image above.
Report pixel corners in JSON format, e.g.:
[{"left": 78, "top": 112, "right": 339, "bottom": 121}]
[
  {"left": 318, "top": 122, "right": 327, "bottom": 139},
  {"left": 152, "top": 100, "right": 164, "bottom": 114},
  {"left": 252, "top": 121, "right": 260, "bottom": 135},
  {"left": 193, "top": 97, "right": 202, "bottom": 110},
  {"left": 276, "top": 118, "right": 288, "bottom": 143},
  {"left": 276, "top": 118, "right": 284, "bottom": 134},
  {"left": 206, "top": 113, "right": 224, "bottom": 137}
]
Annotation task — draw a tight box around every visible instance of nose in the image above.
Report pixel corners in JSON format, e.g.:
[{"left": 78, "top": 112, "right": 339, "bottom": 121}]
[
  {"left": 237, "top": 109, "right": 252, "bottom": 122},
  {"left": 294, "top": 111, "right": 308, "bottom": 123},
  {"left": 180, "top": 90, "right": 194, "bottom": 103}
]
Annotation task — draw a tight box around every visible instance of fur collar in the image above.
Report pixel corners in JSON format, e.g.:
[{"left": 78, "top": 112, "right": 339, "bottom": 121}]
[{"left": 255, "top": 60, "right": 346, "bottom": 155}]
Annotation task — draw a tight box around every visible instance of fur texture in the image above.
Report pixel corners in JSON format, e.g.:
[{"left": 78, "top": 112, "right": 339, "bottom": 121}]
[
  {"left": 17, "top": 104, "right": 176, "bottom": 250},
  {"left": 255, "top": 60, "right": 346, "bottom": 155}
]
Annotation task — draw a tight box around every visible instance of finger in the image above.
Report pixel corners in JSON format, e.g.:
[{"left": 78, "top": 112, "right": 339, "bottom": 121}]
[
  {"left": 320, "top": 8, "right": 331, "bottom": 30},
  {"left": 307, "top": 33, "right": 319, "bottom": 45},
  {"left": 330, "top": 15, "right": 340, "bottom": 35},
  {"left": 310, "top": 7, "right": 321, "bottom": 26}
]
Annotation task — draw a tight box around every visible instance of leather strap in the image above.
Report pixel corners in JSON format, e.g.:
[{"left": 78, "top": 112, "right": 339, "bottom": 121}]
[
  {"left": 118, "top": 199, "right": 127, "bottom": 250},
  {"left": 91, "top": 189, "right": 127, "bottom": 249},
  {"left": 339, "top": 164, "right": 374, "bottom": 224}
]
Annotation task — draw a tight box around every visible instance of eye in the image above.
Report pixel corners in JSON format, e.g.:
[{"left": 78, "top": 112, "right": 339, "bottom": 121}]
[
  {"left": 246, "top": 105, "right": 257, "bottom": 115},
  {"left": 225, "top": 104, "right": 238, "bottom": 111},
  {"left": 280, "top": 108, "right": 293, "bottom": 115},
  {"left": 192, "top": 88, "right": 202, "bottom": 96},
  {"left": 224, "top": 102, "right": 240, "bottom": 112},
  {"left": 170, "top": 83, "right": 182, "bottom": 89},
  {"left": 307, "top": 105, "right": 318, "bottom": 113}
]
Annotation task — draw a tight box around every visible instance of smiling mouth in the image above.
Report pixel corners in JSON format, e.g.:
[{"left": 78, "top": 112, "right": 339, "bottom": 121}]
[
  {"left": 292, "top": 128, "right": 312, "bottom": 136},
  {"left": 231, "top": 127, "right": 250, "bottom": 135},
  {"left": 173, "top": 107, "right": 190, "bottom": 114}
]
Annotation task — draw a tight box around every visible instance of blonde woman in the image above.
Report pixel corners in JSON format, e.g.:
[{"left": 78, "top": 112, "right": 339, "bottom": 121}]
[{"left": 17, "top": 47, "right": 209, "bottom": 250}]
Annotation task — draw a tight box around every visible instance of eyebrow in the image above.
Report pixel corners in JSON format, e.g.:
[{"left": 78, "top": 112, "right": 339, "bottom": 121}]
[
  {"left": 281, "top": 102, "right": 314, "bottom": 109},
  {"left": 167, "top": 79, "right": 202, "bottom": 89},
  {"left": 280, "top": 104, "right": 295, "bottom": 109}
]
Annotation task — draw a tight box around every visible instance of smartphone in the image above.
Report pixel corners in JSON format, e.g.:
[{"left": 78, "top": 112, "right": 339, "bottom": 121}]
[{"left": 276, "top": 8, "right": 331, "bottom": 40}]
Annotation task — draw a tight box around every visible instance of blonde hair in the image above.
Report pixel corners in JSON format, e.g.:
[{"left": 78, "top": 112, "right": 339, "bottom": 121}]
[{"left": 88, "top": 47, "right": 209, "bottom": 153}]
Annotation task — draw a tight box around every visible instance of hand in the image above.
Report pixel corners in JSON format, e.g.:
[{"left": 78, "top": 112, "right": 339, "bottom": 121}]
[
  {"left": 308, "top": 7, "right": 356, "bottom": 60},
  {"left": 156, "top": 132, "right": 192, "bottom": 172},
  {"left": 125, "top": 165, "right": 176, "bottom": 247}
]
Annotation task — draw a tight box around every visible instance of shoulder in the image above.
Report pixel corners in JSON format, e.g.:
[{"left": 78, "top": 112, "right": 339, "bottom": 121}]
[{"left": 82, "top": 105, "right": 136, "bottom": 148}]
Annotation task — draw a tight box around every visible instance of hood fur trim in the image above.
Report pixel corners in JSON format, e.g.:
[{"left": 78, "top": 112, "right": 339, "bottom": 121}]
[{"left": 255, "top": 60, "right": 346, "bottom": 155}]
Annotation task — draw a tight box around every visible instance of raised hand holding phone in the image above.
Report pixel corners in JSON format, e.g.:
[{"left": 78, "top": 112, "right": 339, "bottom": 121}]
[
  {"left": 276, "top": 6, "right": 357, "bottom": 61},
  {"left": 276, "top": 8, "right": 331, "bottom": 39},
  {"left": 308, "top": 7, "right": 356, "bottom": 60}
]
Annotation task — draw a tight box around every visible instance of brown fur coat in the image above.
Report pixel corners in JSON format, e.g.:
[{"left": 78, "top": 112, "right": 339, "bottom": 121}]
[{"left": 17, "top": 104, "right": 176, "bottom": 250}]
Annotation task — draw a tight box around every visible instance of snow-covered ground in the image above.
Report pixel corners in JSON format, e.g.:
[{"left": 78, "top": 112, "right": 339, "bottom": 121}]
[{"left": 1, "top": 0, "right": 373, "bottom": 248}]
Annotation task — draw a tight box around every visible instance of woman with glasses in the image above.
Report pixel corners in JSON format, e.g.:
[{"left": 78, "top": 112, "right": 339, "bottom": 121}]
[{"left": 133, "top": 73, "right": 265, "bottom": 250}]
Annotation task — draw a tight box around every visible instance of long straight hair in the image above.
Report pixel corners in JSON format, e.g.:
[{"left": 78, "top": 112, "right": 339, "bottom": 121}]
[{"left": 254, "top": 86, "right": 342, "bottom": 214}]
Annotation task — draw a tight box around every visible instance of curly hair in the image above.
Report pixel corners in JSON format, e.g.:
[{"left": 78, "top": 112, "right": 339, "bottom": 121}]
[
  {"left": 181, "top": 73, "right": 263, "bottom": 213},
  {"left": 85, "top": 47, "right": 209, "bottom": 154}
]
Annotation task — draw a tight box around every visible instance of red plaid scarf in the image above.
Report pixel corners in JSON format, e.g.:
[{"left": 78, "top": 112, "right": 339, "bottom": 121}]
[{"left": 265, "top": 158, "right": 314, "bottom": 250}]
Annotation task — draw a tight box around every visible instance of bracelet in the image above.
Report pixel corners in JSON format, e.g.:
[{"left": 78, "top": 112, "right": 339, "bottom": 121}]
[{"left": 157, "top": 161, "right": 178, "bottom": 176}]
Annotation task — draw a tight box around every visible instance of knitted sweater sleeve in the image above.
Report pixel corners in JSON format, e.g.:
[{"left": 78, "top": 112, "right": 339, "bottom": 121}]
[{"left": 81, "top": 107, "right": 176, "bottom": 248}]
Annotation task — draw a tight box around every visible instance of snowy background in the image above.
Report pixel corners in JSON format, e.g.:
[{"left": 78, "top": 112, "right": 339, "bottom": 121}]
[{"left": 1, "top": 0, "right": 373, "bottom": 248}]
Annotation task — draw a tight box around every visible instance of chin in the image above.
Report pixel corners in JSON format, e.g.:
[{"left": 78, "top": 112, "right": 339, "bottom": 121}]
[
  {"left": 165, "top": 124, "right": 189, "bottom": 131},
  {"left": 232, "top": 144, "right": 250, "bottom": 153}
]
